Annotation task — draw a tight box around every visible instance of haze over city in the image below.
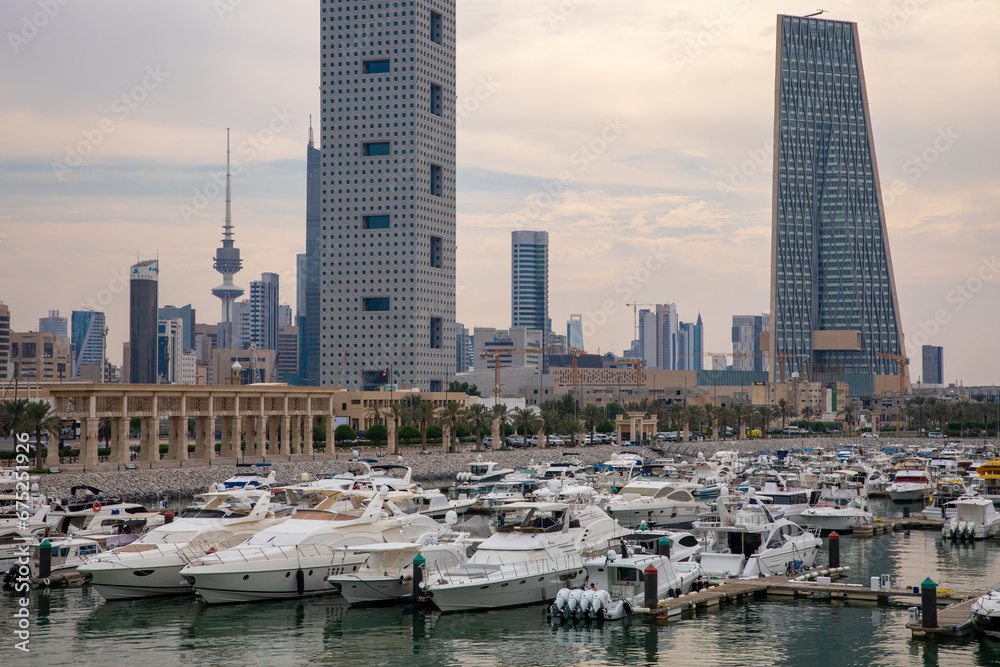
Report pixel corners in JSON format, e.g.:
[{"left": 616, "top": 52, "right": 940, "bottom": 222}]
[{"left": 1, "top": 0, "right": 997, "bottom": 384}]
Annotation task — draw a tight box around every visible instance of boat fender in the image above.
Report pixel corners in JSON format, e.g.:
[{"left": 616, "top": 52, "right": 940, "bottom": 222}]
[{"left": 295, "top": 569, "right": 305, "bottom": 596}]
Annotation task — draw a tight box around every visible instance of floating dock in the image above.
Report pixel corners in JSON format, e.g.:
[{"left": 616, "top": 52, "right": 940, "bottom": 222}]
[{"left": 906, "top": 598, "right": 980, "bottom": 639}]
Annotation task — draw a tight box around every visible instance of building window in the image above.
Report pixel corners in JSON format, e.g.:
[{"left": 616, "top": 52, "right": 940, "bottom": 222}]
[
  {"left": 430, "top": 236, "right": 443, "bottom": 268},
  {"left": 430, "top": 164, "right": 442, "bottom": 196},
  {"left": 430, "top": 83, "right": 442, "bottom": 116},
  {"left": 363, "top": 142, "right": 391, "bottom": 157},
  {"left": 430, "top": 11, "right": 443, "bottom": 44},
  {"left": 363, "top": 297, "right": 390, "bottom": 312},
  {"left": 364, "top": 215, "right": 391, "bottom": 229},
  {"left": 430, "top": 317, "right": 442, "bottom": 349},
  {"left": 363, "top": 59, "right": 390, "bottom": 74}
]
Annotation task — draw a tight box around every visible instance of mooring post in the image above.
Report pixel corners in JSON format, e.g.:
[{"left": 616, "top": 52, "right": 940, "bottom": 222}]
[
  {"left": 644, "top": 564, "right": 658, "bottom": 609},
  {"left": 921, "top": 577, "right": 938, "bottom": 628},
  {"left": 413, "top": 553, "right": 425, "bottom": 598},
  {"left": 38, "top": 539, "right": 52, "bottom": 579},
  {"left": 658, "top": 536, "right": 671, "bottom": 558},
  {"left": 828, "top": 531, "right": 840, "bottom": 568}
]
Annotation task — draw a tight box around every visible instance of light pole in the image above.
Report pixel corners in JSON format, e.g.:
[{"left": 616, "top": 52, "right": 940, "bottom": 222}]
[{"left": 100, "top": 325, "right": 109, "bottom": 383}]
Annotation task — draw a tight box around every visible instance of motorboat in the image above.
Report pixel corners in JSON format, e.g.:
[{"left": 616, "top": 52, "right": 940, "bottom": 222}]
[
  {"left": 423, "top": 502, "right": 625, "bottom": 612},
  {"left": 550, "top": 550, "right": 703, "bottom": 620},
  {"left": 401, "top": 489, "right": 476, "bottom": 520},
  {"left": 455, "top": 459, "right": 515, "bottom": 484},
  {"left": 941, "top": 494, "right": 1000, "bottom": 541},
  {"left": 885, "top": 467, "right": 935, "bottom": 502},
  {"left": 78, "top": 490, "right": 282, "bottom": 600},
  {"left": 47, "top": 486, "right": 156, "bottom": 536},
  {"left": 973, "top": 589, "right": 1000, "bottom": 638},
  {"left": 748, "top": 482, "right": 817, "bottom": 524},
  {"left": 0, "top": 524, "right": 50, "bottom": 572},
  {"left": 603, "top": 478, "right": 706, "bottom": 529},
  {"left": 180, "top": 488, "right": 445, "bottom": 604},
  {"left": 799, "top": 496, "right": 875, "bottom": 534},
  {"left": 222, "top": 463, "right": 276, "bottom": 489},
  {"left": 693, "top": 488, "right": 822, "bottom": 578}
]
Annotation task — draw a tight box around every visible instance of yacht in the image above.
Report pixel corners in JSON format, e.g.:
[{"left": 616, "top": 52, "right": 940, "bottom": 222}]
[
  {"left": 693, "top": 489, "right": 822, "bottom": 578},
  {"left": 799, "top": 496, "right": 875, "bottom": 534},
  {"left": 941, "top": 495, "right": 1000, "bottom": 540},
  {"left": 180, "top": 488, "right": 444, "bottom": 604},
  {"left": 972, "top": 589, "right": 1000, "bottom": 638},
  {"left": 79, "top": 490, "right": 281, "bottom": 600},
  {"left": 885, "top": 467, "right": 935, "bottom": 502},
  {"left": 455, "top": 460, "right": 515, "bottom": 485},
  {"left": 222, "top": 463, "right": 276, "bottom": 490},
  {"left": 603, "top": 478, "right": 706, "bottom": 529},
  {"left": 423, "top": 502, "right": 625, "bottom": 612}
]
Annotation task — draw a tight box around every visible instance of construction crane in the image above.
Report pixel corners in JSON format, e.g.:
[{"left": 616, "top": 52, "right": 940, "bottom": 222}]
[
  {"left": 876, "top": 352, "right": 909, "bottom": 395},
  {"left": 480, "top": 346, "right": 560, "bottom": 400},
  {"left": 617, "top": 358, "right": 645, "bottom": 387}
]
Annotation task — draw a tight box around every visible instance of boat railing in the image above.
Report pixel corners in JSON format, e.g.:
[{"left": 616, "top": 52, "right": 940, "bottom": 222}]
[
  {"left": 426, "top": 553, "right": 584, "bottom": 585},
  {"left": 180, "top": 542, "right": 339, "bottom": 565}
]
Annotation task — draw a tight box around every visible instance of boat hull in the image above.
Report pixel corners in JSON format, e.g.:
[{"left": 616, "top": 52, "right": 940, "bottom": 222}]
[
  {"left": 331, "top": 575, "right": 409, "bottom": 605},
  {"left": 82, "top": 560, "right": 190, "bottom": 600},
  {"left": 427, "top": 567, "right": 579, "bottom": 612}
]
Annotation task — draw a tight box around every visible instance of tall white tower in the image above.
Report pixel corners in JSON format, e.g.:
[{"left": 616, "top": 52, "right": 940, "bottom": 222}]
[{"left": 211, "top": 129, "right": 244, "bottom": 349}]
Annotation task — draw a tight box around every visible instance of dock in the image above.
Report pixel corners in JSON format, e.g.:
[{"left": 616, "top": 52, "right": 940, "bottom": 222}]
[
  {"left": 852, "top": 516, "right": 944, "bottom": 536},
  {"left": 906, "top": 597, "right": 979, "bottom": 638}
]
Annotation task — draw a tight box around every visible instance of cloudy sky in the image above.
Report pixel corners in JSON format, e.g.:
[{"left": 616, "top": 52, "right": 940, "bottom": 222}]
[{"left": 1, "top": 0, "right": 997, "bottom": 385}]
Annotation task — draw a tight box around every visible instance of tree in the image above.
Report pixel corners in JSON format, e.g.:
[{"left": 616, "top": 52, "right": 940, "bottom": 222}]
[
  {"left": 439, "top": 401, "right": 464, "bottom": 452},
  {"left": 98, "top": 418, "right": 112, "bottom": 447},
  {"left": 512, "top": 407, "right": 540, "bottom": 446},
  {"left": 800, "top": 405, "right": 815, "bottom": 428},
  {"left": 581, "top": 404, "right": 603, "bottom": 445},
  {"left": 837, "top": 404, "right": 855, "bottom": 436},
  {"left": 490, "top": 403, "right": 510, "bottom": 447},
  {"left": 560, "top": 417, "right": 584, "bottom": 447},
  {"left": 776, "top": 399, "right": 789, "bottom": 429},
  {"left": 540, "top": 409, "right": 561, "bottom": 448},
  {"left": 24, "top": 400, "right": 61, "bottom": 470},
  {"left": 464, "top": 403, "right": 491, "bottom": 452},
  {"left": 447, "top": 381, "right": 481, "bottom": 396},
  {"left": 416, "top": 400, "right": 437, "bottom": 447},
  {"left": 0, "top": 398, "right": 29, "bottom": 438},
  {"left": 714, "top": 407, "right": 735, "bottom": 440},
  {"left": 596, "top": 419, "right": 615, "bottom": 434},
  {"left": 335, "top": 424, "right": 357, "bottom": 442},
  {"left": 668, "top": 403, "right": 685, "bottom": 435},
  {"left": 683, "top": 405, "right": 705, "bottom": 442},
  {"left": 366, "top": 423, "right": 388, "bottom": 444},
  {"left": 398, "top": 424, "right": 421, "bottom": 444},
  {"left": 732, "top": 403, "right": 748, "bottom": 441}
]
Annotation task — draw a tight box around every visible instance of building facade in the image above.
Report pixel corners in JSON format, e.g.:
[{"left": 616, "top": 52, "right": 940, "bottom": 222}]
[
  {"left": 0, "top": 303, "right": 9, "bottom": 381},
  {"left": 511, "top": 230, "right": 549, "bottom": 331},
  {"left": 566, "top": 314, "right": 584, "bottom": 351},
  {"left": 10, "top": 331, "right": 72, "bottom": 382},
  {"left": 277, "top": 324, "right": 300, "bottom": 383},
  {"left": 472, "top": 326, "right": 544, "bottom": 372},
  {"left": 71, "top": 310, "right": 106, "bottom": 379},
  {"left": 768, "top": 15, "right": 906, "bottom": 395},
  {"left": 129, "top": 259, "right": 158, "bottom": 384},
  {"left": 38, "top": 310, "right": 68, "bottom": 338},
  {"left": 299, "top": 118, "right": 323, "bottom": 386},
  {"left": 249, "top": 273, "right": 280, "bottom": 351},
  {"left": 319, "top": 0, "right": 457, "bottom": 392},
  {"left": 677, "top": 315, "right": 703, "bottom": 371},
  {"left": 732, "top": 313, "right": 769, "bottom": 372},
  {"left": 655, "top": 304, "right": 678, "bottom": 370},
  {"left": 158, "top": 304, "right": 195, "bottom": 351},
  {"left": 922, "top": 345, "right": 944, "bottom": 385}
]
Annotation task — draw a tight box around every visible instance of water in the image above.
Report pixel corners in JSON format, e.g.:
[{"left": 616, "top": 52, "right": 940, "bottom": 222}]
[{"left": 5, "top": 505, "right": 1000, "bottom": 666}]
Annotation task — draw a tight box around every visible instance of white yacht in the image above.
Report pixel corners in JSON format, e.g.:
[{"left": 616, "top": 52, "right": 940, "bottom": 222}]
[
  {"left": 694, "top": 490, "right": 822, "bottom": 578},
  {"left": 972, "top": 589, "right": 1000, "bottom": 638},
  {"left": 603, "top": 478, "right": 706, "bottom": 529},
  {"left": 942, "top": 495, "right": 1000, "bottom": 540},
  {"left": 222, "top": 463, "right": 276, "bottom": 490},
  {"left": 885, "top": 467, "right": 935, "bottom": 502},
  {"left": 180, "top": 488, "right": 444, "bottom": 604},
  {"left": 799, "top": 496, "right": 875, "bottom": 534},
  {"left": 423, "top": 502, "right": 625, "bottom": 612},
  {"left": 79, "top": 490, "right": 281, "bottom": 600},
  {"left": 455, "top": 460, "right": 515, "bottom": 484}
]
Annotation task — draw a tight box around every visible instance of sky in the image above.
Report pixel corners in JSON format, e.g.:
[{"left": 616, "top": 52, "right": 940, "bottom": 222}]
[{"left": 1, "top": 0, "right": 998, "bottom": 386}]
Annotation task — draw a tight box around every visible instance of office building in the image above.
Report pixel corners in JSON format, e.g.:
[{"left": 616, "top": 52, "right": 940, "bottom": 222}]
[
  {"left": 472, "top": 326, "right": 544, "bottom": 372},
  {"left": 10, "top": 331, "right": 72, "bottom": 382},
  {"left": 656, "top": 304, "right": 679, "bottom": 370},
  {"left": 211, "top": 130, "right": 245, "bottom": 350},
  {"left": 0, "top": 303, "right": 9, "bottom": 381},
  {"left": 277, "top": 324, "right": 300, "bottom": 383},
  {"left": 320, "top": 0, "right": 457, "bottom": 391},
  {"left": 566, "top": 314, "right": 584, "bottom": 351},
  {"left": 157, "top": 317, "right": 186, "bottom": 384},
  {"left": 511, "top": 230, "right": 549, "bottom": 331},
  {"left": 249, "top": 273, "right": 280, "bottom": 351},
  {"left": 298, "top": 117, "right": 322, "bottom": 386},
  {"left": 768, "top": 15, "right": 906, "bottom": 394},
  {"left": 677, "top": 315, "right": 703, "bottom": 371},
  {"left": 158, "top": 305, "right": 196, "bottom": 351},
  {"left": 456, "top": 322, "right": 471, "bottom": 373},
  {"left": 38, "top": 310, "right": 68, "bottom": 338},
  {"left": 129, "top": 259, "right": 159, "bottom": 384},
  {"left": 637, "top": 309, "right": 658, "bottom": 369},
  {"left": 732, "top": 314, "right": 769, "bottom": 372},
  {"left": 922, "top": 345, "right": 944, "bottom": 385},
  {"left": 278, "top": 304, "right": 292, "bottom": 328},
  {"left": 71, "top": 310, "right": 106, "bottom": 379}
]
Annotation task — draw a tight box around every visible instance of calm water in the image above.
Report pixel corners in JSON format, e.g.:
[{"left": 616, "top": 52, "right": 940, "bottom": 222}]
[{"left": 5, "top": 502, "right": 1000, "bottom": 667}]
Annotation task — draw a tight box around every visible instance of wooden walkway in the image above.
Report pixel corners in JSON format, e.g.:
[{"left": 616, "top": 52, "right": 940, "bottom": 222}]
[
  {"left": 906, "top": 598, "right": 979, "bottom": 638},
  {"left": 853, "top": 516, "right": 945, "bottom": 536}
]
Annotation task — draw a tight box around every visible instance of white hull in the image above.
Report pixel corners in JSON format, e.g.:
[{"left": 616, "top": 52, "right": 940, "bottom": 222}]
[
  {"left": 699, "top": 538, "right": 820, "bottom": 578},
  {"left": 333, "top": 575, "right": 409, "bottom": 604},
  {"left": 428, "top": 567, "right": 578, "bottom": 612},
  {"left": 85, "top": 560, "right": 190, "bottom": 600},
  {"left": 799, "top": 511, "right": 874, "bottom": 533},
  {"left": 606, "top": 504, "right": 702, "bottom": 529}
]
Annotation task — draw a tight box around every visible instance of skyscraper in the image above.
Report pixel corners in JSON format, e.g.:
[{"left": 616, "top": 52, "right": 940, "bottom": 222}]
[
  {"left": 129, "top": 259, "right": 158, "bottom": 384},
  {"left": 566, "top": 315, "right": 584, "bottom": 351},
  {"left": 655, "top": 304, "right": 678, "bottom": 370},
  {"left": 249, "top": 273, "right": 280, "bottom": 351},
  {"left": 511, "top": 230, "right": 549, "bottom": 331},
  {"left": 71, "top": 310, "right": 106, "bottom": 379},
  {"left": 638, "top": 309, "right": 657, "bottom": 369},
  {"left": 769, "top": 15, "right": 906, "bottom": 394},
  {"left": 922, "top": 345, "right": 943, "bottom": 385},
  {"left": 732, "top": 314, "right": 769, "bottom": 372},
  {"left": 677, "top": 315, "right": 703, "bottom": 371},
  {"left": 0, "top": 303, "right": 9, "bottom": 381},
  {"left": 39, "top": 310, "right": 68, "bottom": 338},
  {"left": 298, "top": 116, "right": 322, "bottom": 386},
  {"left": 211, "top": 130, "right": 244, "bottom": 350},
  {"left": 158, "top": 304, "right": 196, "bottom": 351},
  {"left": 320, "top": 1, "right": 456, "bottom": 392}
]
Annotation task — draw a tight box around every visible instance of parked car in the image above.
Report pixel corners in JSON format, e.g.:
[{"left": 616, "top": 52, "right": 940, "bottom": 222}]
[
  {"left": 927, "top": 431, "right": 944, "bottom": 438},
  {"left": 860, "top": 432, "right": 879, "bottom": 439},
  {"left": 482, "top": 437, "right": 493, "bottom": 449}
]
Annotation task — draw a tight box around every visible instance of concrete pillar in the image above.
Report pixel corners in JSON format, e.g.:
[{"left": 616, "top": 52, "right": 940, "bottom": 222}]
[
  {"left": 290, "top": 415, "right": 301, "bottom": 456},
  {"left": 252, "top": 416, "right": 266, "bottom": 458},
  {"left": 167, "top": 416, "right": 186, "bottom": 460},
  {"left": 112, "top": 417, "right": 129, "bottom": 465},
  {"left": 441, "top": 424, "right": 450, "bottom": 454},
  {"left": 140, "top": 417, "right": 158, "bottom": 463},
  {"left": 387, "top": 418, "right": 397, "bottom": 455},
  {"left": 279, "top": 415, "right": 290, "bottom": 456},
  {"left": 46, "top": 428, "right": 61, "bottom": 469},
  {"left": 304, "top": 415, "right": 314, "bottom": 456},
  {"left": 227, "top": 416, "right": 242, "bottom": 459},
  {"left": 206, "top": 417, "right": 217, "bottom": 460},
  {"left": 194, "top": 416, "right": 208, "bottom": 459},
  {"left": 268, "top": 416, "right": 279, "bottom": 457},
  {"left": 220, "top": 418, "right": 232, "bottom": 458},
  {"left": 326, "top": 416, "right": 335, "bottom": 454},
  {"left": 492, "top": 418, "right": 501, "bottom": 451},
  {"left": 81, "top": 417, "right": 99, "bottom": 467}
]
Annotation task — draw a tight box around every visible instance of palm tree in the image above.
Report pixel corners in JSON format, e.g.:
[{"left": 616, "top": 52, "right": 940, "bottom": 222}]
[
  {"left": 490, "top": 403, "right": 510, "bottom": 448},
  {"left": 756, "top": 406, "right": 775, "bottom": 434},
  {"left": 24, "top": 400, "right": 61, "bottom": 470},
  {"left": 0, "top": 398, "right": 30, "bottom": 438},
  {"left": 669, "top": 403, "right": 684, "bottom": 437},
  {"left": 581, "top": 404, "right": 603, "bottom": 446},
  {"left": 838, "top": 404, "right": 855, "bottom": 436},
  {"left": 800, "top": 405, "right": 814, "bottom": 430},
  {"left": 909, "top": 396, "right": 927, "bottom": 433},
  {"left": 776, "top": 399, "right": 789, "bottom": 430},
  {"left": 416, "top": 400, "right": 437, "bottom": 448},
  {"left": 683, "top": 405, "right": 705, "bottom": 442},
  {"left": 439, "top": 401, "right": 464, "bottom": 452},
  {"left": 464, "top": 403, "right": 491, "bottom": 452},
  {"left": 98, "top": 418, "right": 112, "bottom": 448},
  {"left": 714, "top": 406, "right": 734, "bottom": 440},
  {"left": 951, "top": 401, "right": 970, "bottom": 438},
  {"left": 732, "top": 403, "right": 748, "bottom": 441},
  {"left": 560, "top": 417, "right": 584, "bottom": 447},
  {"left": 512, "top": 407, "right": 539, "bottom": 447},
  {"left": 932, "top": 401, "right": 949, "bottom": 435},
  {"left": 540, "top": 409, "right": 561, "bottom": 448}
]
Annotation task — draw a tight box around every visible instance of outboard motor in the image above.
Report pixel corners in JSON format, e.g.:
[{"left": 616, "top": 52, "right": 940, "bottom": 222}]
[
  {"left": 550, "top": 588, "right": 571, "bottom": 616},
  {"left": 578, "top": 589, "right": 596, "bottom": 618},
  {"left": 590, "top": 589, "right": 612, "bottom": 619},
  {"left": 566, "top": 589, "right": 585, "bottom": 618}
]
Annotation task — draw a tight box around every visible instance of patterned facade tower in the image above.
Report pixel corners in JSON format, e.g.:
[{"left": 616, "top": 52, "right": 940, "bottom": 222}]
[
  {"left": 769, "top": 15, "right": 906, "bottom": 395},
  {"left": 319, "top": 0, "right": 456, "bottom": 392}
]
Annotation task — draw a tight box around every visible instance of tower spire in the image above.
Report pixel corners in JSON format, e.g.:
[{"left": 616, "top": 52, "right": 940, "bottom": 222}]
[
  {"left": 223, "top": 128, "right": 233, "bottom": 244},
  {"left": 212, "top": 128, "right": 244, "bottom": 342},
  {"left": 308, "top": 115, "right": 314, "bottom": 149}
]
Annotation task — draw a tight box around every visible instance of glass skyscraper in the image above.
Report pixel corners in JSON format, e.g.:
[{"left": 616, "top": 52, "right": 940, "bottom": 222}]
[
  {"left": 319, "top": 0, "right": 456, "bottom": 392},
  {"left": 71, "top": 310, "right": 105, "bottom": 379},
  {"left": 768, "top": 15, "right": 906, "bottom": 395},
  {"left": 129, "top": 259, "right": 158, "bottom": 384}
]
